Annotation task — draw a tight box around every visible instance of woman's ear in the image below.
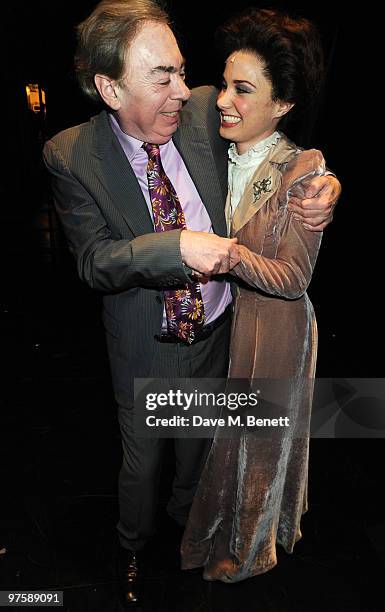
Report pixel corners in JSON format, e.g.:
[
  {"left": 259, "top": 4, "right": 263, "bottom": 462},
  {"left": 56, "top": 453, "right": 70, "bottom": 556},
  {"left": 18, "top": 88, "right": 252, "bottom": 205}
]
[
  {"left": 274, "top": 100, "right": 295, "bottom": 119},
  {"left": 94, "top": 74, "right": 121, "bottom": 110}
]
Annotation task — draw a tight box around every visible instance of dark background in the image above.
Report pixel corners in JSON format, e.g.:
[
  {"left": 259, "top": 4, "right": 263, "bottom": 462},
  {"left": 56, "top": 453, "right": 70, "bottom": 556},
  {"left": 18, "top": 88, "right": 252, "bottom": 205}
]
[
  {"left": 1, "top": 2, "right": 383, "bottom": 611},
  {"left": 2, "top": 0, "right": 380, "bottom": 377}
]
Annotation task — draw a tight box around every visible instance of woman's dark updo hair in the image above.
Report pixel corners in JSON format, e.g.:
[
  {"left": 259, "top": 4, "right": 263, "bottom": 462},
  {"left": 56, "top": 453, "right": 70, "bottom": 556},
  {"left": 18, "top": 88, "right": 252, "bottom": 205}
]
[{"left": 216, "top": 8, "right": 325, "bottom": 133}]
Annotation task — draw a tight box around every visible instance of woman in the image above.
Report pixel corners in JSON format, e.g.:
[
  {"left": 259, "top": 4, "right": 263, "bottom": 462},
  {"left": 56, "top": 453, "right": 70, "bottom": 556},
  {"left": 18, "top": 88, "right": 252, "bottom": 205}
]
[{"left": 181, "top": 8, "right": 327, "bottom": 582}]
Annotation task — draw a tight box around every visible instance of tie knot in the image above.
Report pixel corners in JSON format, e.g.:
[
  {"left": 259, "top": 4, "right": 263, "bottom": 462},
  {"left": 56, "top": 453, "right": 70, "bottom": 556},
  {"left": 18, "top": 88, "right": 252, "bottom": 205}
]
[{"left": 142, "top": 142, "right": 160, "bottom": 159}]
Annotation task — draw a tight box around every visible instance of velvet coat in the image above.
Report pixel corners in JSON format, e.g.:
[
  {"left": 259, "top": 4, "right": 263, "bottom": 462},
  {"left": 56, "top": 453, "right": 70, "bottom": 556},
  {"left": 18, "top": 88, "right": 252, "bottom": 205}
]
[{"left": 181, "top": 134, "right": 326, "bottom": 582}]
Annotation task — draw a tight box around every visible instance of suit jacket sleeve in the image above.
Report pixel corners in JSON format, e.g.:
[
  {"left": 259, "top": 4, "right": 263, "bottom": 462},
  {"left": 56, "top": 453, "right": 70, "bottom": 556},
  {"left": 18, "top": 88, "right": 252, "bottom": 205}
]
[
  {"left": 232, "top": 149, "right": 325, "bottom": 299},
  {"left": 43, "top": 139, "right": 191, "bottom": 293}
]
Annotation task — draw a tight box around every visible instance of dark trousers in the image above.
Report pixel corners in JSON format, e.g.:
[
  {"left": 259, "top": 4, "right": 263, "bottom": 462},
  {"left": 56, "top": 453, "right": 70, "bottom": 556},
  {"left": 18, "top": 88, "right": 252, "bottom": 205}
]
[{"left": 116, "top": 316, "right": 231, "bottom": 551}]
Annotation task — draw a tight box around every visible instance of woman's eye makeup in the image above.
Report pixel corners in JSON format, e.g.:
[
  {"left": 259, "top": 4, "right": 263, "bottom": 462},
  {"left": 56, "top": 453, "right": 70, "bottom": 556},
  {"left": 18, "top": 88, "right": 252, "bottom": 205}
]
[
  {"left": 235, "top": 86, "right": 251, "bottom": 94},
  {"left": 221, "top": 80, "right": 252, "bottom": 94}
]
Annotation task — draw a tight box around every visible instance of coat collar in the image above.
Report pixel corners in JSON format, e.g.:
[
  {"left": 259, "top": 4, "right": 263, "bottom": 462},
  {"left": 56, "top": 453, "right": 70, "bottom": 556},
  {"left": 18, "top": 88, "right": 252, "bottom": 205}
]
[
  {"left": 90, "top": 111, "right": 154, "bottom": 236},
  {"left": 172, "top": 114, "right": 227, "bottom": 236},
  {"left": 226, "top": 133, "right": 300, "bottom": 236}
]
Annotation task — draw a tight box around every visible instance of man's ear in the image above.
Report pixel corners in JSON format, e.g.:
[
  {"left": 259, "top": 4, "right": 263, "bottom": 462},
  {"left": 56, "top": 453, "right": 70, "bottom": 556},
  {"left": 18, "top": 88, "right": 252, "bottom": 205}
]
[
  {"left": 274, "top": 100, "right": 295, "bottom": 119},
  {"left": 94, "top": 74, "right": 121, "bottom": 110}
]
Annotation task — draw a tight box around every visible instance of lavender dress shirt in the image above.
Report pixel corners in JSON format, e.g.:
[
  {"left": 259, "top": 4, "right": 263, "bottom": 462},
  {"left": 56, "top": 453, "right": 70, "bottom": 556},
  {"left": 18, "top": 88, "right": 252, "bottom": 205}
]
[{"left": 109, "top": 114, "right": 232, "bottom": 328}]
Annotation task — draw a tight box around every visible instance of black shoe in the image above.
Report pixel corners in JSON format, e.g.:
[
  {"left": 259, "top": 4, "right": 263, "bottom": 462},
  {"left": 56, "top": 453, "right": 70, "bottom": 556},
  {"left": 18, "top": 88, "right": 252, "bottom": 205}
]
[{"left": 117, "top": 548, "right": 142, "bottom": 608}]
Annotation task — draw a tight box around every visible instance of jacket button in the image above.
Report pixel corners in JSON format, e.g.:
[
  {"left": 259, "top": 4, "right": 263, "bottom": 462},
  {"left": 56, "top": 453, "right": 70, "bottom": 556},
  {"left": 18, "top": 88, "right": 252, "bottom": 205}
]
[{"left": 155, "top": 296, "right": 162, "bottom": 304}]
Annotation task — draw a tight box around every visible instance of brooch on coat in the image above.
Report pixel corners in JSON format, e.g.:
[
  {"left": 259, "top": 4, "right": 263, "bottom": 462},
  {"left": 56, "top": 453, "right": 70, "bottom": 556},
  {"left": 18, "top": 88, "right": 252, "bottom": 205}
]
[{"left": 253, "top": 176, "right": 272, "bottom": 202}]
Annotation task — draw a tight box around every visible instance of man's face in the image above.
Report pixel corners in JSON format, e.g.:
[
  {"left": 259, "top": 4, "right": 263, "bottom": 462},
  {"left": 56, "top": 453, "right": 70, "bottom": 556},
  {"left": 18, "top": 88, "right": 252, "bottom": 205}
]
[{"left": 113, "top": 22, "right": 190, "bottom": 144}]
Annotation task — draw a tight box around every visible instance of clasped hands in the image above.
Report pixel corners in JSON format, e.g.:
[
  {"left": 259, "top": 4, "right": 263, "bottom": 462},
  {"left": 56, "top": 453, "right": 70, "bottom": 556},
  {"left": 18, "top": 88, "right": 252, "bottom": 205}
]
[
  {"left": 180, "top": 174, "right": 341, "bottom": 276},
  {"left": 180, "top": 230, "right": 240, "bottom": 276}
]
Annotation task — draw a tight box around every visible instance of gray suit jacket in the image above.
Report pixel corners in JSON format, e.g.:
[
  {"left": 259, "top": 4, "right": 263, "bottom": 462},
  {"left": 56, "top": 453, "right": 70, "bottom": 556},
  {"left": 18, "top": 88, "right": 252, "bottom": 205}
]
[{"left": 43, "top": 86, "right": 228, "bottom": 382}]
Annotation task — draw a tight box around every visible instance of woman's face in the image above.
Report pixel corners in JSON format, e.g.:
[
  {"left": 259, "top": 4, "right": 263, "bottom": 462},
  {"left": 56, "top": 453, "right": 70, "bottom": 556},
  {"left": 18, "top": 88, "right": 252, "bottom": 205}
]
[{"left": 217, "top": 51, "right": 292, "bottom": 154}]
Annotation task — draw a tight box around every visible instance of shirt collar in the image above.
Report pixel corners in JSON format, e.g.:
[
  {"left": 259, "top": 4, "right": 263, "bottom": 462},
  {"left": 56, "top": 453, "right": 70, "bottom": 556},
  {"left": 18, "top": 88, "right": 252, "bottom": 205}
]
[
  {"left": 228, "top": 131, "right": 281, "bottom": 168},
  {"left": 109, "top": 113, "right": 145, "bottom": 162},
  {"left": 108, "top": 113, "right": 173, "bottom": 162}
]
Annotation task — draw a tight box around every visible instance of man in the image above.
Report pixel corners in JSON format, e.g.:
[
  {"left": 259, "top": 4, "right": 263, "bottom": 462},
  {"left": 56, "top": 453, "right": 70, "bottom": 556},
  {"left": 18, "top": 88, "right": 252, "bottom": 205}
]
[{"left": 43, "top": 0, "right": 340, "bottom": 606}]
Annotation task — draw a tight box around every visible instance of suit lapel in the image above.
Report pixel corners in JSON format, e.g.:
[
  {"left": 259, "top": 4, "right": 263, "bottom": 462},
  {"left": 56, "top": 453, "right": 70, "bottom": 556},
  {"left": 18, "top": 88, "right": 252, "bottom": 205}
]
[
  {"left": 90, "top": 111, "right": 154, "bottom": 236},
  {"left": 173, "top": 123, "right": 227, "bottom": 237}
]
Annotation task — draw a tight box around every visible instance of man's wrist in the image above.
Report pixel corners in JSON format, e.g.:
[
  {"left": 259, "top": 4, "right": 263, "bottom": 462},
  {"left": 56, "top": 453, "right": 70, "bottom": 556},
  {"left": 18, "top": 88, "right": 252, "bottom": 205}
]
[{"left": 182, "top": 262, "right": 200, "bottom": 281}]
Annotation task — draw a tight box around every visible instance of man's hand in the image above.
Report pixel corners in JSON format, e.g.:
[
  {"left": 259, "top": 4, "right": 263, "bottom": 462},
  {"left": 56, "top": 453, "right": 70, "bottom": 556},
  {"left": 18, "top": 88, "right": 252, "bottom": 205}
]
[
  {"left": 180, "top": 230, "right": 240, "bottom": 275},
  {"left": 288, "top": 175, "right": 341, "bottom": 231}
]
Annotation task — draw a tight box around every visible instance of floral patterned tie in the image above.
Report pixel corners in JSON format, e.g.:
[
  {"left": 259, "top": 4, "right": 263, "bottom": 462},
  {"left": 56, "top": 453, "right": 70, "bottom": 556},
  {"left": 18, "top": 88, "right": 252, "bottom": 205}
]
[{"left": 143, "top": 143, "right": 205, "bottom": 344}]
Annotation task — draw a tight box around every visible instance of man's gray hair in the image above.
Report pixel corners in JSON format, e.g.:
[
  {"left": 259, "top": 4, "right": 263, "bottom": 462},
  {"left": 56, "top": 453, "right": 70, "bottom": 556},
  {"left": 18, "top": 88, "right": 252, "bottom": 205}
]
[{"left": 75, "top": 0, "right": 170, "bottom": 104}]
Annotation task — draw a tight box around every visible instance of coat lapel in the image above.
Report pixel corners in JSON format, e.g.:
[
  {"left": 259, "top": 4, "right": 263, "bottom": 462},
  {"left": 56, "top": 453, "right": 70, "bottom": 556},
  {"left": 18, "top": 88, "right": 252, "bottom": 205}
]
[
  {"left": 173, "top": 117, "right": 227, "bottom": 237},
  {"left": 90, "top": 111, "right": 154, "bottom": 236},
  {"left": 229, "top": 135, "right": 300, "bottom": 236},
  {"left": 228, "top": 157, "right": 281, "bottom": 236}
]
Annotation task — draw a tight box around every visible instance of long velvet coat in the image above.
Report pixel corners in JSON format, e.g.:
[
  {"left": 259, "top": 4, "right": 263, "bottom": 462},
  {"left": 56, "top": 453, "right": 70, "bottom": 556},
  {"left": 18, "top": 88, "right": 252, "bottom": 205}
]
[{"left": 181, "top": 134, "right": 326, "bottom": 582}]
